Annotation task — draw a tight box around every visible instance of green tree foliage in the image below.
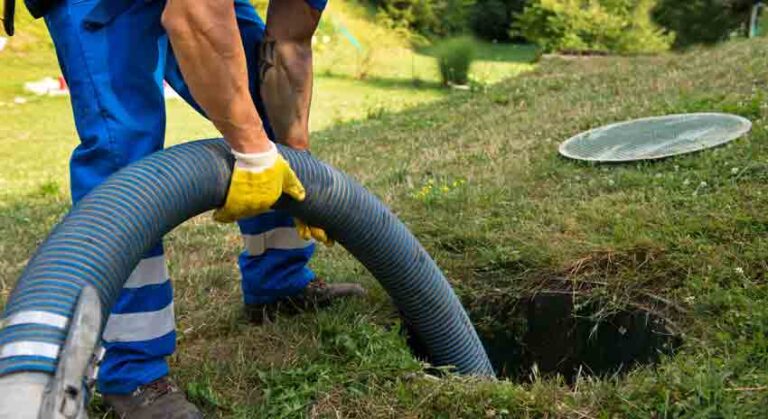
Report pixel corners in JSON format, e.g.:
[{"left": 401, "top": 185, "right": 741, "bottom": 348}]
[
  {"left": 514, "top": 0, "right": 674, "bottom": 54},
  {"left": 372, "top": 0, "right": 528, "bottom": 41},
  {"left": 372, "top": 0, "right": 476, "bottom": 38},
  {"left": 470, "top": 0, "right": 527, "bottom": 42},
  {"left": 652, "top": 0, "right": 755, "bottom": 48}
]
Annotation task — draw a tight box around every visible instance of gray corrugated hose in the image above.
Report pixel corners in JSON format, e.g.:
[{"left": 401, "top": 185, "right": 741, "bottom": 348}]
[{"left": 0, "top": 139, "right": 493, "bottom": 406}]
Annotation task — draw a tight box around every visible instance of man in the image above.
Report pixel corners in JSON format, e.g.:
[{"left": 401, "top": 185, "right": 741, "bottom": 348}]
[{"left": 37, "top": 0, "right": 365, "bottom": 416}]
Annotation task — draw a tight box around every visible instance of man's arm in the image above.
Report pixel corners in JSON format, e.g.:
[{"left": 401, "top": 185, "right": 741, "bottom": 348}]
[
  {"left": 260, "top": 0, "right": 323, "bottom": 150},
  {"left": 260, "top": 0, "right": 332, "bottom": 243},
  {"left": 161, "top": 0, "right": 271, "bottom": 154},
  {"left": 161, "top": 0, "right": 306, "bottom": 224}
]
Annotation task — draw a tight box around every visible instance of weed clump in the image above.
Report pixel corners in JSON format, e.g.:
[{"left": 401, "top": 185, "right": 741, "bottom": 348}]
[{"left": 434, "top": 36, "right": 477, "bottom": 86}]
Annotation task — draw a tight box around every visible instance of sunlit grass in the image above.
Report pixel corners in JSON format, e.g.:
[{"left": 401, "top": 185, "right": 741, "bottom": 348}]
[
  {"left": 4, "top": 4, "right": 768, "bottom": 419},
  {"left": 0, "top": 9, "right": 535, "bottom": 195}
]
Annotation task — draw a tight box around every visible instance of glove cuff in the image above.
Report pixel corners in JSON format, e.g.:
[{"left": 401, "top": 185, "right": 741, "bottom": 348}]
[{"left": 232, "top": 142, "right": 279, "bottom": 173}]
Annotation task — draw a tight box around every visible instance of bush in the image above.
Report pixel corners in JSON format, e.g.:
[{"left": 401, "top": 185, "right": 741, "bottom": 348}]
[
  {"left": 514, "top": 0, "right": 674, "bottom": 54},
  {"left": 754, "top": 7, "right": 768, "bottom": 38},
  {"left": 373, "top": 0, "right": 476, "bottom": 38},
  {"left": 470, "top": 0, "right": 527, "bottom": 42},
  {"left": 652, "top": 0, "right": 754, "bottom": 49},
  {"left": 372, "top": 0, "right": 529, "bottom": 41},
  {"left": 434, "top": 36, "right": 477, "bottom": 85}
]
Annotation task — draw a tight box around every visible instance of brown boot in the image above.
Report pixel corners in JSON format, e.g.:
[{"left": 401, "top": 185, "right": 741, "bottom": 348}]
[
  {"left": 102, "top": 377, "right": 202, "bottom": 419},
  {"left": 246, "top": 278, "right": 366, "bottom": 323}
]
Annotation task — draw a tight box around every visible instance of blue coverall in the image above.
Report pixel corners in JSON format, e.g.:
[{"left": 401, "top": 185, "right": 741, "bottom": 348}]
[{"left": 43, "top": 0, "right": 326, "bottom": 394}]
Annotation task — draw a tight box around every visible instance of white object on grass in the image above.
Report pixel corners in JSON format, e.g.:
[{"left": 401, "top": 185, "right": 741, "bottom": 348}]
[
  {"left": 559, "top": 113, "right": 752, "bottom": 162},
  {"left": 23, "top": 76, "right": 181, "bottom": 100},
  {"left": 163, "top": 82, "right": 180, "bottom": 99},
  {"left": 24, "top": 77, "right": 68, "bottom": 96}
]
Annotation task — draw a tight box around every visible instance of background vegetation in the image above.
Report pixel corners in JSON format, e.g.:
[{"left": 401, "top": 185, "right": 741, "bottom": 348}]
[
  {"left": 369, "top": 0, "right": 763, "bottom": 54},
  {"left": 653, "top": 0, "right": 756, "bottom": 48},
  {"left": 2, "top": 0, "right": 768, "bottom": 417},
  {"left": 433, "top": 36, "right": 477, "bottom": 85},
  {"left": 514, "top": 0, "right": 673, "bottom": 54}
]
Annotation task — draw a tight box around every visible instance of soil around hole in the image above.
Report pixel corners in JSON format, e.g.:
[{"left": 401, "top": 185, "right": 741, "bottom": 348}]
[{"left": 403, "top": 292, "right": 681, "bottom": 382}]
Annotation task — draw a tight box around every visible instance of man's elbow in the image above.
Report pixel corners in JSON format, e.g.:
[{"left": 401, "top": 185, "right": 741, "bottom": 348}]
[
  {"left": 161, "top": 1, "right": 190, "bottom": 37},
  {"left": 162, "top": 0, "right": 227, "bottom": 38}
]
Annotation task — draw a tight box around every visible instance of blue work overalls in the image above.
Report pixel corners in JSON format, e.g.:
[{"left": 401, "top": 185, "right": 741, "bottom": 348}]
[{"left": 42, "top": 0, "right": 326, "bottom": 394}]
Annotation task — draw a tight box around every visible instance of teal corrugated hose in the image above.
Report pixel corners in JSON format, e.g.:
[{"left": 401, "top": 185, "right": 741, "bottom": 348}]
[{"left": 0, "top": 139, "right": 494, "bottom": 377}]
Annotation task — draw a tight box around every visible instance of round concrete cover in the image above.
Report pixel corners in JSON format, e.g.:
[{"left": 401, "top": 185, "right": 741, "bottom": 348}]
[{"left": 559, "top": 113, "right": 752, "bottom": 162}]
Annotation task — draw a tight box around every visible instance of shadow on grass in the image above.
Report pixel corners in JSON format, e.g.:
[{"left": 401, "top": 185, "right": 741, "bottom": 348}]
[
  {"left": 317, "top": 43, "right": 537, "bottom": 93},
  {"left": 418, "top": 42, "right": 539, "bottom": 63},
  {"left": 319, "top": 71, "right": 445, "bottom": 91}
]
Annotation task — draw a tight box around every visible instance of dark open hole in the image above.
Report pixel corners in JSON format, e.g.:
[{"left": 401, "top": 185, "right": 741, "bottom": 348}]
[{"left": 403, "top": 292, "right": 681, "bottom": 382}]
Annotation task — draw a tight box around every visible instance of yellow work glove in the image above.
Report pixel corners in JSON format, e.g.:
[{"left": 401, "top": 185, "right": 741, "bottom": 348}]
[
  {"left": 213, "top": 143, "right": 305, "bottom": 223},
  {"left": 295, "top": 219, "right": 334, "bottom": 246}
]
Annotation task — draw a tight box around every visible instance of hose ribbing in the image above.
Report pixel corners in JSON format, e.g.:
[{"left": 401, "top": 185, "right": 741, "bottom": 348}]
[{"left": 0, "top": 139, "right": 494, "bottom": 376}]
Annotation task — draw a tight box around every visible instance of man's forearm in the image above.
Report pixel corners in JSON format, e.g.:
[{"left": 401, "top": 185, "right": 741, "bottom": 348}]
[
  {"left": 162, "top": 0, "right": 271, "bottom": 153},
  {"left": 260, "top": 0, "right": 321, "bottom": 150},
  {"left": 260, "top": 38, "right": 313, "bottom": 149}
]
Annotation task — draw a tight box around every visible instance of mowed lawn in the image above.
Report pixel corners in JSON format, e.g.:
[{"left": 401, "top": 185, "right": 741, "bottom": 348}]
[
  {"left": 3, "top": 16, "right": 768, "bottom": 419},
  {"left": 0, "top": 24, "right": 536, "bottom": 195}
]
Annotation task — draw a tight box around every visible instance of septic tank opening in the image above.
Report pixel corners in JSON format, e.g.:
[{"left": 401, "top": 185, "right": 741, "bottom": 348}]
[{"left": 403, "top": 292, "right": 681, "bottom": 382}]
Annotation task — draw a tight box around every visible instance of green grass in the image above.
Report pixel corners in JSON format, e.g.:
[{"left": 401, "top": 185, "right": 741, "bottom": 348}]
[
  {"left": 0, "top": 5, "right": 533, "bottom": 195},
  {"left": 3, "top": 6, "right": 768, "bottom": 419}
]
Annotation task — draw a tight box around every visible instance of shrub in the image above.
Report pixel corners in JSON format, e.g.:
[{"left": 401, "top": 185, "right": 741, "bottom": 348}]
[
  {"left": 754, "top": 7, "right": 768, "bottom": 38},
  {"left": 514, "top": 0, "right": 673, "bottom": 54},
  {"left": 372, "top": 0, "right": 475, "bottom": 38},
  {"left": 470, "top": 0, "right": 527, "bottom": 42},
  {"left": 652, "top": 0, "right": 754, "bottom": 49},
  {"left": 372, "top": 0, "right": 530, "bottom": 41},
  {"left": 434, "top": 36, "right": 477, "bottom": 85}
]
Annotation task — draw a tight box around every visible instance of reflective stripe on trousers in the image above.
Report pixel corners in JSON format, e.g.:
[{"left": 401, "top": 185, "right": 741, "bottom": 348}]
[{"left": 39, "top": 0, "right": 315, "bottom": 395}]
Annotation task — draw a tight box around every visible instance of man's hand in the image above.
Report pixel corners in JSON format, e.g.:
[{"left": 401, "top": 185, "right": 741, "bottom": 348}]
[
  {"left": 162, "top": 1, "right": 311, "bottom": 226},
  {"left": 260, "top": 0, "right": 331, "bottom": 241},
  {"left": 214, "top": 144, "right": 306, "bottom": 223},
  {"left": 295, "top": 219, "right": 333, "bottom": 246}
]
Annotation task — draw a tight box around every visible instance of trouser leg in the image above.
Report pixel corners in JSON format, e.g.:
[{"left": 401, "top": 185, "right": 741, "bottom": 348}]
[
  {"left": 45, "top": 0, "right": 174, "bottom": 394},
  {"left": 164, "top": 0, "right": 316, "bottom": 306}
]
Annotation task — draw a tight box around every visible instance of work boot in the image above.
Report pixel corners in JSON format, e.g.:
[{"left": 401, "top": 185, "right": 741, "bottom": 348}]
[
  {"left": 246, "top": 278, "right": 366, "bottom": 323},
  {"left": 102, "top": 377, "right": 202, "bottom": 419}
]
